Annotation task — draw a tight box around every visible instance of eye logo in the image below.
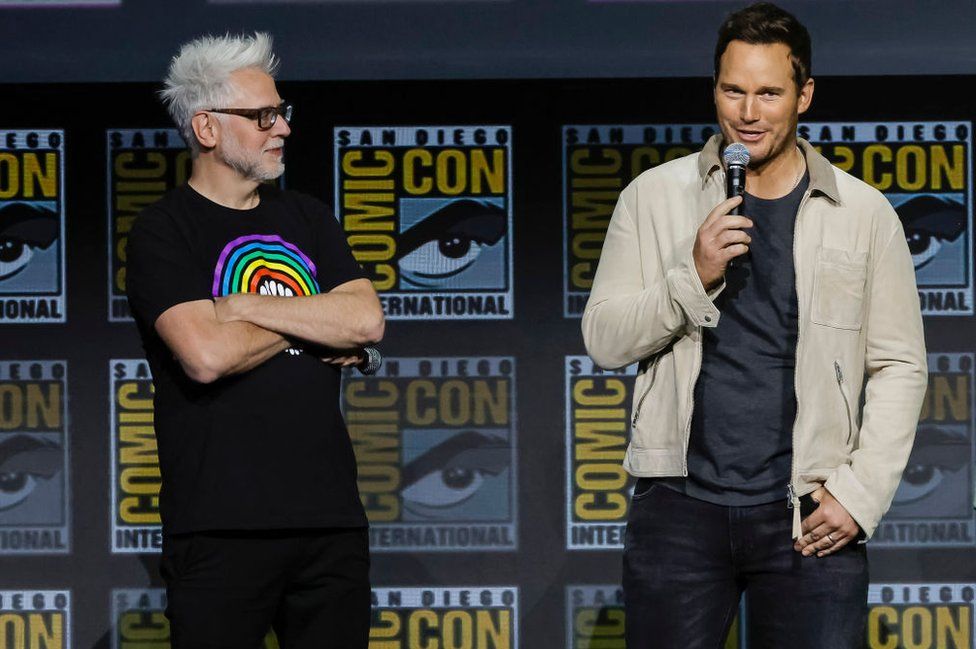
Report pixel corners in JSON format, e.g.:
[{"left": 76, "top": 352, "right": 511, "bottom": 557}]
[
  {"left": 401, "top": 431, "right": 510, "bottom": 516},
  {"left": 212, "top": 234, "right": 319, "bottom": 298},
  {"left": 335, "top": 125, "right": 514, "bottom": 319},
  {"left": 873, "top": 352, "right": 975, "bottom": 547},
  {"left": 895, "top": 195, "right": 966, "bottom": 272},
  {"left": 342, "top": 356, "right": 517, "bottom": 551},
  {"left": 0, "top": 435, "right": 62, "bottom": 512},
  {"left": 398, "top": 200, "right": 506, "bottom": 290},
  {"left": 893, "top": 427, "right": 968, "bottom": 506},
  {"left": 0, "top": 203, "right": 59, "bottom": 284}
]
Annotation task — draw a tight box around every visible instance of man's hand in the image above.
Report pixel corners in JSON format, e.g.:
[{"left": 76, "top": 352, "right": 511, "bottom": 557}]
[
  {"left": 794, "top": 486, "right": 862, "bottom": 557},
  {"left": 214, "top": 293, "right": 250, "bottom": 323},
  {"left": 321, "top": 350, "right": 363, "bottom": 368},
  {"left": 692, "top": 195, "right": 753, "bottom": 291}
]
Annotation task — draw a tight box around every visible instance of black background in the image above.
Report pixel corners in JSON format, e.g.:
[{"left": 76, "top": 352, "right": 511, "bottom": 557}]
[{"left": 0, "top": 74, "right": 973, "bottom": 647}]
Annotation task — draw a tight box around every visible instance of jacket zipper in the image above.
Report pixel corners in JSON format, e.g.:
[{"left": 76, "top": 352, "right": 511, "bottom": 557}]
[
  {"left": 631, "top": 356, "right": 661, "bottom": 425},
  {"left": 684, "top": 336, "right": 703, "bottom": 476},
  {"left": 834, "top": 359, "right": 854, "bottom": 444},
  {"left": 787, "top": 187, "right": 812, "bottom": 513}
]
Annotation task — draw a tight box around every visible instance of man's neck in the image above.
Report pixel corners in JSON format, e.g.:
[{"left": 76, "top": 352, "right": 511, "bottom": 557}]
[
  {"left": 188, "top": 156, "right": 261, "bottom": 210},
  {"left": 744, "top": 140, "right": 806, "bottom": 200}
]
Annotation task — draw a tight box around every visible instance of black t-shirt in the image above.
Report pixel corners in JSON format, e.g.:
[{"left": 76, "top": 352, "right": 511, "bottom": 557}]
[
  {"left": 126, "top": 183, "right": 368, "bottom": 534},
  {"left": 661, "top": 174, "right": 808, "bottom": 506}
]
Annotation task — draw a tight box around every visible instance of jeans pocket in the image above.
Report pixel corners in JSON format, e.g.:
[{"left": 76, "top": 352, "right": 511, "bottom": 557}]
[{"left": 631, "top": 478, "right": 658, "bottom": 501}]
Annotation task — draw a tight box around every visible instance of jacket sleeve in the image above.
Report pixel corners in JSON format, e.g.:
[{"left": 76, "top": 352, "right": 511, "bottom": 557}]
[
  {"left": 581, "top": 183, "right": 722, "bottom": 370},
  {"left": 825, "top": 209, "right": 927, "bottom": 540}
]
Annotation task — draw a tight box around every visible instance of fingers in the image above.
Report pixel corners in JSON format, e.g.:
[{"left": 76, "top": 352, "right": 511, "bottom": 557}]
[
  {"left": 322, "top": 355, "right": 363, "bottom": 366},
  {"left": 716, "top": 228, "right": 752, "bottom": 248},
  {"left": 703, "top": 195, "right": 744, "bottom": 226},
  {"left": 817, "top": 532, "right": 852, "bottom": 557},
  {"left": 800, "top": 506, "right": 825, "bottom": 537},
  {"left": 792, "top": 487, "right": 862, "bottom": 557},
  {"left": 694, "top": 197, "right": 754, "bottom": 289},
  {"left": 723, "top": 243, "right": 750, "bottom": 260},
  {"left": 701, "top": 214, "right": 753, "bottom": 258},
  {"left": 796, "top": 522, "right": 849, "bottom": 556},
  {"left": 707, "top": 215, "right": 754, "bottom": 233},
  {"left": 797, "top": 522, "right": 834, "bottom": 555}
]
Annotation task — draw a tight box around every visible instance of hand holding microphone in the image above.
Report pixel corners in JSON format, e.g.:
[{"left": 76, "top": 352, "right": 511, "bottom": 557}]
[
  {"left": 321, "top": 346, "right": 383, "bottom": 375},
  {"left": 692, "top": 143, "right": 754, "bottom": 291}
]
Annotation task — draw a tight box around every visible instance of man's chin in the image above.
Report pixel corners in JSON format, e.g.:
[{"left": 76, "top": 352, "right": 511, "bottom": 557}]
[{"left": 253, "top": 163, "right": 285, "bottom": 182}]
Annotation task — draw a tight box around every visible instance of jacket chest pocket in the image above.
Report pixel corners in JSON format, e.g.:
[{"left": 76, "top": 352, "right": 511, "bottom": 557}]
[{"left": 811, "top": 247, "right": 868, "bottom": 330}]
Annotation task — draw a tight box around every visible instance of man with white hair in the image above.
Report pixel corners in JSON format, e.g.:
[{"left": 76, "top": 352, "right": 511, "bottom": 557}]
[{"left": 126, "top": 32, "right": 383, "bottom": 648}]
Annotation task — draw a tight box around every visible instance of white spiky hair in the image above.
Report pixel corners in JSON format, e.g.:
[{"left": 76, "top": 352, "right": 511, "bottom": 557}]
[{"left": 160, "top": 32, "right": 279, "bottom": 154}]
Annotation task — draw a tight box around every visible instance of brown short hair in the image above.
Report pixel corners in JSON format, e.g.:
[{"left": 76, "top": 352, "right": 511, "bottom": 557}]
[{"left": 714, "top": 2, "right": 812, "bottom": 92}]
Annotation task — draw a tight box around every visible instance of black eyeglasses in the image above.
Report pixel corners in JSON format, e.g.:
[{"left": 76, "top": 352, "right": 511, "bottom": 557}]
[{"left": 206, "top": 102, "right": 293, "bottom": 130}]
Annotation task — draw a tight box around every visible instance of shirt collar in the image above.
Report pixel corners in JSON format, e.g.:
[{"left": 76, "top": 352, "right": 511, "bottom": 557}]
[{"left": 698, "top": 134, "right": 841, "bottom": 204}]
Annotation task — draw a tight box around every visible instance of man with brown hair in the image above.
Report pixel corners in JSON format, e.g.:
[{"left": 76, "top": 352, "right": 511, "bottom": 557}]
[{"left": 583, "top": 3, "right": 926, "bottom": 646}]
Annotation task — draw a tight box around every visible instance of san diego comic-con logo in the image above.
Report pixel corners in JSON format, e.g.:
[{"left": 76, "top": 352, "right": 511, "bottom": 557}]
[
  {"left": 873, "top": 353, "right": 975, "bottom": 547},
  {"left": 565, "top": 585, "right": 744, "bottom": 649},
  {"left": 112, "top": 589, "right": 278, "bottom": 649},
  {"left": 867, "top": 583, "right": 975, "bottom": 649},
  {"left": 0, "top": 590, "right": 70, "bottom": 649},
  {"left": 110, "top": 359, "right": 161, "bottom": 553},
  {"left": 565, "top": 356, "right": 636, "bottom": 550},
  {"left": 334, "top": 126, "right": 513, "bottom": 320},
  {"left": 562, "top": 124, "right": 716, "bottom": 318},
  {"left": 342, "top": 357, "right": 517, "bottom": 552},
  {"left": 370, "top": 587, "right": 518, "bottom": 649},
  {"left": 107, "top": 129, "right": 191, "bottom": 322},
  {"left": 0, "top": 361, "right": 69, "bottom": 555},
  {"left": 0, "top": 129, "right": 66, "bottom": 323},
  {"left": 803, "top": 121, "right": 974, "bottom": 316}
]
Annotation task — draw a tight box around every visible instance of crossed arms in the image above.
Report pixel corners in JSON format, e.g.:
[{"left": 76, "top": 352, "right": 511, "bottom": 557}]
[{"left": 154, "top": 277, "right": 384, "bottom": 384}]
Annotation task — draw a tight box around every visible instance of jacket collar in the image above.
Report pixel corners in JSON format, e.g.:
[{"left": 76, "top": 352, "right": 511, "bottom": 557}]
[{"left": 697, "top": 134, "right": 841, "bottom": 204}]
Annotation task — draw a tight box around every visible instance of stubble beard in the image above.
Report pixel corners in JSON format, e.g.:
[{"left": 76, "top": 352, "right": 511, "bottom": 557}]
[{"left": 219, "top": 128, "right": 284, "bottom": 182}]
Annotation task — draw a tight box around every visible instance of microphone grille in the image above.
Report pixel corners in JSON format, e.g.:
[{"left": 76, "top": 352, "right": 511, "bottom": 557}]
[
  {"left": 360, "top": 346, "right": 383, "bottom": 375},
  {"left": 723, "top": 143, "right": 750, "bottom": 167}
]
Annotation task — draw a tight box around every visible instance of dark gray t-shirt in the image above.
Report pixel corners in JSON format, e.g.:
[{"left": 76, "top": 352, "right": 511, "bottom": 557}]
[{"left": 661, "top": 173, "right": 809, "bottom": 506}]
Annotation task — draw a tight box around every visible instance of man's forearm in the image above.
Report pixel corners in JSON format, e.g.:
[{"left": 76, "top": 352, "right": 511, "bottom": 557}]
[
  {"left": 203, "top": 320, "right": 293, "bottom": 379},
  {"left": 155, "top": 299, "right": 292, "bottom": 384},
  {"left": 217, "top": 282, "right": 384, "bottom": 350}
]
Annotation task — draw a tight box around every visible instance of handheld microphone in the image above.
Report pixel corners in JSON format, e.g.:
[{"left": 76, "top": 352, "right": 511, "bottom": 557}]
[
  {"left": 358, "top": 346, "right": 383, "bottom": 375},
  {"left": 723, "top": 143, "right": 750, "bottom": 214}
]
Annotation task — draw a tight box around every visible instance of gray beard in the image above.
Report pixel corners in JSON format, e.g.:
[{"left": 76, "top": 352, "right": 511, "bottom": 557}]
[{"left": 220, "top": 149, "right": 284, "bottom": 182}]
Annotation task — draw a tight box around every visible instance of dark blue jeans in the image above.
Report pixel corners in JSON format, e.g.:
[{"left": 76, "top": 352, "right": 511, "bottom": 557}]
[{"left": 623, "top": 480, "right": 868, "bottom": 649}]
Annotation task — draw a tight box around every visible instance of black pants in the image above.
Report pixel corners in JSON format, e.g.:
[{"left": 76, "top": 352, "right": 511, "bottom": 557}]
[
  {"left": 623, "top": 480, "right": 868, "bottom": 649},
  {"left": 161, "top": 527, "right": 370, "bottom": 649}
]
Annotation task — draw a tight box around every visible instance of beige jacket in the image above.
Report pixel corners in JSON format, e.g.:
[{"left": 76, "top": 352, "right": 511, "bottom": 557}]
[{"left": 582, "top": 135, "right": 927, "bottom": 540}]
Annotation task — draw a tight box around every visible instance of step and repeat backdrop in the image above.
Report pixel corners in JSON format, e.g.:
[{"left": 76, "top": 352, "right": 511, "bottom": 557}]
[{"left": 0, "top": 76, "right": 974, "bottom": 648}]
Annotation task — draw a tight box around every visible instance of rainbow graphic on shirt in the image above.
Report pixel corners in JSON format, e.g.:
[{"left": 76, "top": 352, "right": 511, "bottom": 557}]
[{"left": 211, "top": 234, "right": 320, "bottom": 298}]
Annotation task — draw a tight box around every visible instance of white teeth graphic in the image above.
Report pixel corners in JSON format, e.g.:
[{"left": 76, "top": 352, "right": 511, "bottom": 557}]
[
  {"left": 257, "top": 278, "right": 303, "bottom": 357},
  {"left": 259, "top": 279, "right": 295, "bottom": 297}
]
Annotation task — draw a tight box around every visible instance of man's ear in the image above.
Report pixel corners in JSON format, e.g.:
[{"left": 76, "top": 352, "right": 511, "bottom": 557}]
[
  {"left": 797, "top": 77, "right": 815, "bottom": 116},
  {"left": 191, "top": 112, "right": 217, "bottom": 150}
]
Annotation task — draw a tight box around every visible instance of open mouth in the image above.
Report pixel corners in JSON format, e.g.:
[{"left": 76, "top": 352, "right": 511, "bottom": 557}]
[{"left": 258, "top": 278, "right": 295, "bottom": 297}]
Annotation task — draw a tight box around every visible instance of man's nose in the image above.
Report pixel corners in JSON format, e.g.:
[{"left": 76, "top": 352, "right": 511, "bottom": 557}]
[
  {"left": 740, "top": 96, "right": 759, "bottom": 122},
  {"left": 273, "top": 115, "right": 291, "bottom": 138}
]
